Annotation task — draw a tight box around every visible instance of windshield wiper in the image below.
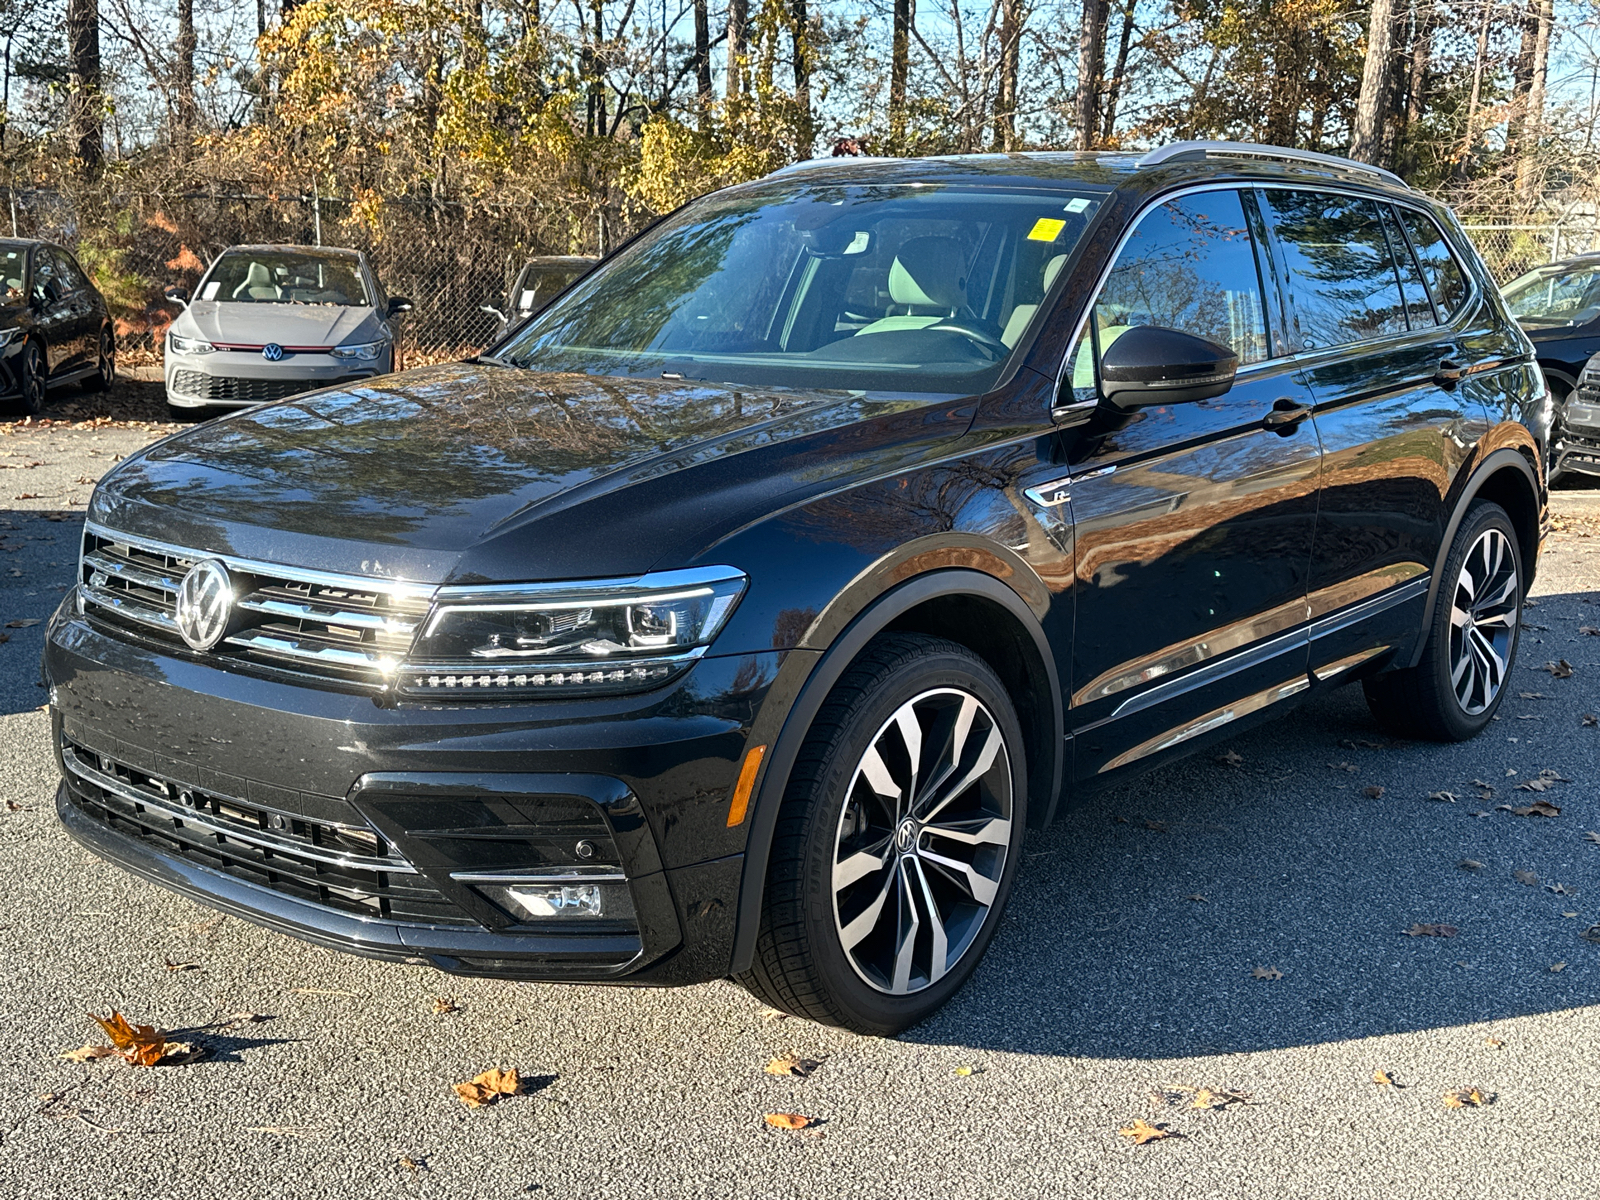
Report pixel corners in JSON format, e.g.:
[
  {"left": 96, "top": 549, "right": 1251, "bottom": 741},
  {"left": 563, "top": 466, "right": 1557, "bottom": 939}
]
[{"left": 476, "top": 351, "right": 518, "bottom": 368}]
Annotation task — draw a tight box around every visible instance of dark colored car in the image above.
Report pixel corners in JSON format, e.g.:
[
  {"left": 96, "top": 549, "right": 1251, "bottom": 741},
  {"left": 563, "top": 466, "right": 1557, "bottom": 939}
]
[
  {"left": 1502, "top": 254, "right": 1600, "bottom": 481},
  {"left": 0, "top": 239, "right": 116, "bottom": 414},
  {"left": 44, "top": 143, "right": 1548, "bottom": 1035},
  {"left": 482, "top": 256, "right": 598, "bottom": 335}
]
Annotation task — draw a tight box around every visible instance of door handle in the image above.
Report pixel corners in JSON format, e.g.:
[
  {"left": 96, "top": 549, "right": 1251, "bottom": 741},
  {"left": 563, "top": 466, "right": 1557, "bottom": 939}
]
[
  {"left": 1262, "top": 399, "right": 1314, "bottom": 431},
  {"left": 1434, "top": 357, "right": 1464, "bottom": 387}
]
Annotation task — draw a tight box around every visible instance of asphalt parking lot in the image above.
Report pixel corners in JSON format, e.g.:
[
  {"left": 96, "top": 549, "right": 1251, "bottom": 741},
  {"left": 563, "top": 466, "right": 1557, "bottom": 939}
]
[{"left": 2, "top": 383, "right": 1598, "bottom": 1198}]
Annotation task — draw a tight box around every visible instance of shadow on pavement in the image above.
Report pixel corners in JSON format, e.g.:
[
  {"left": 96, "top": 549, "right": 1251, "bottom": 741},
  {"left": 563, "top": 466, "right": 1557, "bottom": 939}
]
[{"left": 906, "top": 586, "right": 1600, "bottom": 1059}]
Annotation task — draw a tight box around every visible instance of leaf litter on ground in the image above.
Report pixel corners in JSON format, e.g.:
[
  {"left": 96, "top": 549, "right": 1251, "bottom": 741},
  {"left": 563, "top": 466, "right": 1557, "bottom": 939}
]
[
  {"left": 65, "top": 1011, "right": 203, "bottom": 1067},
  {"left": 1443, "top": 1086, "right": 1493, "bottom": 1109},
  {"left": 453, "top": 1067, "right": 524, "bottom": 1108},
  {"left": 1404, "top": 924, "right": 1458, "bottom": 937},
  {"left": 764, "top": 1054, "right": 822, "bottom": 1079},
  {"left": 763, "top": 1112, "right": 817, "bottom": 1131},
  {"left": 1514, "top": 869, "right": 1540, "bottom": 886},
  {"left": 1118, "top": 1119, "right": 1176, "bottom": 1144},
  {"left": 1250, "top": 966, "right": 1283, "bottom": 980}
]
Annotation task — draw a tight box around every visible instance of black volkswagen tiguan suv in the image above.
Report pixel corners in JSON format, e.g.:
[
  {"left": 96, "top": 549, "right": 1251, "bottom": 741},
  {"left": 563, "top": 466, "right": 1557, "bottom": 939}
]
[{"left": 44, "top": 142, "right": 1548, "bottom": 1034}]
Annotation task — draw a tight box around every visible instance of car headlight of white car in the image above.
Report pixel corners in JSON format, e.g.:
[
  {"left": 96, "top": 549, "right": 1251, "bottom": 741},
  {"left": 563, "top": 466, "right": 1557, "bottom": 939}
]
[
  {"left": 331, "top": 340, "right": 388, "bottom": 362},
  {"left": 169, "top": 332, "right": 215, "bottom": 355}
]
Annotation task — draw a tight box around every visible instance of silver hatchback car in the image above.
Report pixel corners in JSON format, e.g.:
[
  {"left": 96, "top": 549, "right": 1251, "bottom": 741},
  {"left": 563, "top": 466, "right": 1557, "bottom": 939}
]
[{"left": 163, "top": 245, "right": 411, "bottom": 416}]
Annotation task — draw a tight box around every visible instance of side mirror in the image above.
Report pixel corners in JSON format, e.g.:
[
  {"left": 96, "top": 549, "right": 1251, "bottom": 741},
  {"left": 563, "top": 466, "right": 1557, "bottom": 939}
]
[
  {"left": 164, "top": 285, "right": 190, "bottom": 307},
  {"left": 480, "top": 303, "right": 507, "bottom": 323},
  {"left": 387, "top": 296, "right": 413, "bottom": 317},
  {"left": 1099, "top": 325, "right": 1238, "bottom": 410}
]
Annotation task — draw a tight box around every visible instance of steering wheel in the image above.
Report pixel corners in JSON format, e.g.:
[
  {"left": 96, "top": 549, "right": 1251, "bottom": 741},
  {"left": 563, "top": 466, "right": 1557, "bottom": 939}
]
[{"left": 926, "top": 321, "right": 1009, "bottom": 361}]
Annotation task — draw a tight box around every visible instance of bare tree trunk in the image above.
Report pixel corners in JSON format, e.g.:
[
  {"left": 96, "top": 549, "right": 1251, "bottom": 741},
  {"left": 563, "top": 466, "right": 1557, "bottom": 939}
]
[
  {"left": 66, "top": 0, "right": 102, "bottom": 176},
  {"left": 585, "top": 0, "right": 606, "bottom": 137},
  {"left": 792, "top": 0, "right": 812, "bottom": 154},
  {"left": 1264, "top": 28, "right": 1306, "bottom": 145},
  {"left": 1075, "top": 0, "right": 1107, "bottom": 150},
  {"left": 992, "top": 0, "right": 1021, "bottom": 150},
  {"left": 1459, "top": 0, "right": 1492, "bottom": 167},
  {"left": 1406, "top": 0, "right": 1430, "bottom": 125},
  {"left": 175, "top": 0, "right": 196, "bottom": 147},
  {"left": 1516, "top": 0, "right": 1552, "bottom": 198},
  {"left": 693, "top": 0, "right": 712, "bottom": 124},
  {"left": 1100, "top": 0, "right": 1134, "bottom": 143},
  {"left": 889, "top": 0, "right": 912, "bottom": 147},
  {"left": 726, "top": 0, "right": 747, "bottom": 98},
  {"left": 1350, "top": 0, "right": 1398, "bottom": 163}
]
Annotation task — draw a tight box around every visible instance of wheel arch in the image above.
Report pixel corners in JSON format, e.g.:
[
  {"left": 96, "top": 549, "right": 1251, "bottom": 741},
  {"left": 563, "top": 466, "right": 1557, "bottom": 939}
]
[
  {"left": 1404, "top": 446, "right": 1542, "bottom": 670},
  {"left": 728, "top": 567, "right": 1064, "bottom": 975}
]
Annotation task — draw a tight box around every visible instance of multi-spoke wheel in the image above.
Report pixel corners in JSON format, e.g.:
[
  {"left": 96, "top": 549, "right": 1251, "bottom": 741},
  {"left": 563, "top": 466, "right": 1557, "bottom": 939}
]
[
  {"left": 737, "top": 633, "right": 1027, "bottom": 1035},
  {"left": 82, "top": 327, "right": 115, "bottom": 393},
  {"left": 832, "top": 688, "right": 1012, "bottom": 996},
  {"left": 1365, "top": 500, "right": 1523, "bottom": 741},
  {"left": 11, "top": 341, "right": 46, "bottom": 415},
  {"left": 1447, "top": 527, "right": 1518, "bottom": 715}
]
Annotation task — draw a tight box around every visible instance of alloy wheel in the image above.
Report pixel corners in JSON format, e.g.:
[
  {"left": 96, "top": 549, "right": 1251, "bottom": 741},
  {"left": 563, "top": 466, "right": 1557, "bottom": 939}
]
[
  {"left": 831, "top": 687, "right": 1013, "bottom": 996},
  {"left": 97, "top": 331, "right": 115, "bottom": 388},
  {"left": 20, "top": 345, "right": 44, "bottom": 412},
  {"left": 1448, "top": 527, "right": 1519, "bottom": 715}
]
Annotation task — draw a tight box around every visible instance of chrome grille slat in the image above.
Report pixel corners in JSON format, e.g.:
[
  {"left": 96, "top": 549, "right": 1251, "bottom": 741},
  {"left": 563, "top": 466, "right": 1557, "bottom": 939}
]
[{"left": 79, "top": 524, "right": 437, "bottom": 690}]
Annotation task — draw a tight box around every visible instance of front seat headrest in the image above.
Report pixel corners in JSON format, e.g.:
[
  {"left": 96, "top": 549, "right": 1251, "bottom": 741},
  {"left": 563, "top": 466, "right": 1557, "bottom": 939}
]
[{"left": 887, "top": 237, "right": 968, "bottom": 312}]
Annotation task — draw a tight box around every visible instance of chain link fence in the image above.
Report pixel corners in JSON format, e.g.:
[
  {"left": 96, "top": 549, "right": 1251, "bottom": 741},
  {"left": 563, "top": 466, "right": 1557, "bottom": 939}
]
[{"left": 1459, "top": 223, "right": 1600, "bottom": 285}]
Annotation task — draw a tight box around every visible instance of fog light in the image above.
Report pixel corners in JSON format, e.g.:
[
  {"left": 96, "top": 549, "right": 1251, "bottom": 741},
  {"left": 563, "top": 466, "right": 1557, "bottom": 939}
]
[{"left": 472, "top": 877, "right": 637, "bottom": 923}]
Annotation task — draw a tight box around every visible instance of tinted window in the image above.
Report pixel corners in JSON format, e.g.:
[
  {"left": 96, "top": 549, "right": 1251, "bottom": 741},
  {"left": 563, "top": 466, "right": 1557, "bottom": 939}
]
[
  {"left": 53, "top": 250, "right": 90, "bottom": 292},
  {"left": 1091, "top": 188, "right": 1269, "bottom": 363},
  {"left": 1381, "top": 205, "right": 1436, "bottom": 328},
  {"left": 1503, "top": 263, "right": 1600, "bottom": 326},
  {"left": 0, "top": 245, "right": 24, "bottom": 306},
  {"left": 1397, "top": 209, "right": 1469, "bottom": 320},
  {"left": 1263, "top": 191, "right": 1407, "bottom": 349},
  {"left": 30, "top": 249, "right": 57, "bottom": 303}
]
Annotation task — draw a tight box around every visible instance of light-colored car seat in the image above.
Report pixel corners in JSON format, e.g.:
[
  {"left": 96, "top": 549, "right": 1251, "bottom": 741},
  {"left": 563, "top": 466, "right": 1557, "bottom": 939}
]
[
  {"left": 233, "top": 262, "right": 279, "bottom": 301},
  {"left": 854, "top": 237, "right": 968, "bottom": 336},
  {"left": 1000, "top": 254, "right": 1069, "bottom": 348}
]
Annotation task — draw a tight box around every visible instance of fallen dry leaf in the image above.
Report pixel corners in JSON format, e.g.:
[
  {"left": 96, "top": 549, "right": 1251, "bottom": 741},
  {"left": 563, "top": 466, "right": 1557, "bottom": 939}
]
[
  {"left": 397, "top": 1155, "right": 428, "bottom": 1172},
  {"left": 1583, "top": 715, "right": 1598, "bottom": 728},
  {"left": 758, "top": 1007, "right": 789, "bottom": 1021},
  {"left": 1404, "top": 924, "right": 1458, "bottom": 938},
  {"left": 1546, "top": 883, "right": 1576, "bottom": 896},
  {"left": 1459, "top": 859, "right": 1485, "bottom": 872},
  {"left": 1144, "top": 819, "right": 1167, "bottom": 832},
  {"left": 4, "top": 618, "right": 40, "bottom": 628},
  {"left": 1372, "top": 1069, "right": 1405, "bottom": 1087},
  {"left": 1485, "top": 1037, "right": 1506, "bottom": 1050},
  {"left": 1428, "top": 791, "right": 1458, "bottom": 803},
  {"left": 1251, "top": 966, "right": 1283, "bottom": 981},
  {"left": 1191, "top": 1087, "right": 1250, "bottom": 1109},
  {"left": 1585, "top": 832, "right": 1600, "bottom": 845},
  {"left": 765, "top": 1054, "right": 821, "bottom": 1079},
  {"left": 6, "top": 799, "right": 33, "bottom": 812},
  {"left": 953, "top": 1065, "right": 981, "bottom": 1077},
  {"left": 1216, "top": 750, "right": 1243, "bottom": 767},
  {"left": 1472, "top": 779, "right": 1496, "bottom": 796},
  {"left": 1544, "top": 660, "right": 1575, "bottom": 678},
  {"left": 1513, "top": 869, "right": 1540, "bottom": 886},
  {"left": 1579, "top": 925, "right": 1600, "bottom": 944},
  {"left": 1580, "top": 626, "right": 1599, "bottom": 637},
  {"left": 432, "top": 998, "right": 460, "bottom": 1015},
  {"left": 59, "top": 1044, "right": 118, "bottom": 1064},
  {"left": 763, "top": 1112, "right": 815, "bottom": 1130},
  {"left": 1186, "top": 894, "right": 1207, "bottom": 903},
  {"left": 1118, "top": 1119, "right": 1175, "bottom": 1144},
  {"left": 89, "top": 1011, "right": 167, "bottom": 1068},
  {"left": 163, "top": 958, "right": 200, "bottom": 973},
  {"left": 1443, "top": 1086, "right": 1493, "bottom": 1109},
  {"left": 1501, "top": 800, "right": 1561, "bottom": 817},
  {"left": 1329, "top": 761, "right": 1358, "bottom": 773},
  {"left": 1363, "top": 785, "right": 1386, "bottom": 799},
  {"left": 1519, "top": 692, "right": 1548, "bottom": 699},
  {"left": 453, "top": 1067, "right": 522, "bottom": 1108},
  {"left": 1550, "top": 962, "right": 1567, "bottom": 973}
]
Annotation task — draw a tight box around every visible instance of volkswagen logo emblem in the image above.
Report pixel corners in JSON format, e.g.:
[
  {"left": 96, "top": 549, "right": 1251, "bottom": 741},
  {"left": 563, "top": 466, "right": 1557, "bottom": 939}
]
[
  {"left": 173, "top": 559, "right": 234, "bottom": 652},
  {"left": 262, "top": 343, "right": 285, "bottom": 362}
]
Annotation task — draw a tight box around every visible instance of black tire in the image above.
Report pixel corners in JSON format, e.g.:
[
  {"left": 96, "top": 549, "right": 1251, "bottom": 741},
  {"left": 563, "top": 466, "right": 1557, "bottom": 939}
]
[
  {"left": 736, "top": 633, "right": 1027, "bottom": 1035},
  {"left": 81, "top": 327, "right": 114, "bottom": 393},
  {"left": 11, "top": 340, "right": 46, "bottom": 415},
  {"left": 1363, "top": 500, "right": 1523, "bottom": 741},
  {"left": 164, "top": 402, "right": 204, "bottom": 423}
]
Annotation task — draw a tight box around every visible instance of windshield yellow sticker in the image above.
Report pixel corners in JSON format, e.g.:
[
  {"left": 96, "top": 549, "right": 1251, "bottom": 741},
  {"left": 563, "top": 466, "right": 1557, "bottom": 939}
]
[{"left": 1028, "top": 217, "right": 1067, "bottom": 242}]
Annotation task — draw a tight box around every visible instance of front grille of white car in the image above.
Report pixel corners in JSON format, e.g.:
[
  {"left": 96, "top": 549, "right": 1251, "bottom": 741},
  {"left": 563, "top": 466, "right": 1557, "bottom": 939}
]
[
  {"left": 79, "top": 525, "right": 435, "bottom": 691},
  {"left": 169, "top": 371, "right": 360, "bottom": 405}
]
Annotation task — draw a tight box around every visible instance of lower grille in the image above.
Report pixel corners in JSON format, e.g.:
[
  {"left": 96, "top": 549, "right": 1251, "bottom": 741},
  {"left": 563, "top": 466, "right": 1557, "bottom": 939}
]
[
  {"left": 169, "top": 371, "right": 358, "bottom": 404},
  {"left": 59, "top": 737, "right": 476, "bottom": 927}
]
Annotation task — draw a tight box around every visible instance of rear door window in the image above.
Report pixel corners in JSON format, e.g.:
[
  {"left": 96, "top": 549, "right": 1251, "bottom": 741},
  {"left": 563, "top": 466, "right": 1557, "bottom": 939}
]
[
  {"left": 1261, "top": 191, "right": 1408, "bottom": 349},
  {"left": 1396, "top": 208, "right": 1470, "bottom": 320}
]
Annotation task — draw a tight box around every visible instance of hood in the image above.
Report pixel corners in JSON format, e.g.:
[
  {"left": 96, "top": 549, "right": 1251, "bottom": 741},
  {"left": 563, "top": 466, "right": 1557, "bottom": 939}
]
[
  {"left": 91, "top": 364, "right": 976, "bottom": 583},
  {"left": 179, "top": 301, "right": 381, "bottom": 348}
]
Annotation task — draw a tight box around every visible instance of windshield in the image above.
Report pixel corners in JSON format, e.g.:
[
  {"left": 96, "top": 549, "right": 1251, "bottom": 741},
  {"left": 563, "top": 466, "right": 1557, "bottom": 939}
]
[
  {"left": 199, "top": 251, "right": 371, "bottom": 307},
  {"left": 0, "top": 246, "right": 24, "bottom": 306},
  {"left": 499, "top": 180, "right": 1106, "bottom": 393},
  {"left": 1504, "top": 263, "right": 1600, "bottom": 325}
]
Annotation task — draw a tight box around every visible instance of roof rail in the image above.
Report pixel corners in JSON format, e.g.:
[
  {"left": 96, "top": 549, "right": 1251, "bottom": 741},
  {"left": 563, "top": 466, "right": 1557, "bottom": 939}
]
[{"left": 1136, "top": 141, "right": 1409, "bottom": 190}]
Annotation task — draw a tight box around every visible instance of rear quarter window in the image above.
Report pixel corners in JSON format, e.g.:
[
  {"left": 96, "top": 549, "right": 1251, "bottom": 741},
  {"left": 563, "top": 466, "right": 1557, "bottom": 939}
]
[{"left": 1397, "top": 208, "right": 1470, "bottom": 321}]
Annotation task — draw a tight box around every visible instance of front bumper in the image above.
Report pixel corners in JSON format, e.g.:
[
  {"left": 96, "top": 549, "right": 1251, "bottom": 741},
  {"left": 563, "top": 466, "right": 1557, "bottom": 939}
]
[
  {"left": 45, "top": 603, "right": 769, "bottom": 985},
  {"left": 164, "top": 348, "right": 388, "bottom": 408}
]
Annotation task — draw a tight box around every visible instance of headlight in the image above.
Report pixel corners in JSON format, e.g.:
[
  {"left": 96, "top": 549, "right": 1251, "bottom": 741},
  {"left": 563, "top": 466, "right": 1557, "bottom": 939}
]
[
  {"left": 331, "top": 340, "right": 387, "bottom": 361},
  {"left": 169, "top": 332, "right": 215, "bottom": 355},
  {"left": 397, "top": 566, "right": 747, "bottom": 698},
  {"left": 0, "top": 328, "right": 24, "bottom": 349}
]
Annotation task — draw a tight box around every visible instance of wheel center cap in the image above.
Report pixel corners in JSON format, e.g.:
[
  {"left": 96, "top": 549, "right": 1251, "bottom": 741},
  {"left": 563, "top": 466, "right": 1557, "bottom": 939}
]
[{"left": 895, "top": 818, "right": 919, "bottom": 854}]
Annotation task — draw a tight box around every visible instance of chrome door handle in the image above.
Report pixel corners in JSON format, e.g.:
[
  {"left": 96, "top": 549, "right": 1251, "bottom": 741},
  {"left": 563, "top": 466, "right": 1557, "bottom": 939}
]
[
  {"left": 1434, "top": 357, "right": 1464, "bottom": 387},
  {"left": 1262, "top": 400, "right": 1314, "bottom": 431}
]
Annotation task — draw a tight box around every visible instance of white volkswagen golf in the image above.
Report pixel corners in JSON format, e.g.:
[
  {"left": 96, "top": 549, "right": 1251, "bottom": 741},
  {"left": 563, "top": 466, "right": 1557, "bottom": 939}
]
[{"left": 163, "top": 245, "right": 411, "bottom": 418}]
